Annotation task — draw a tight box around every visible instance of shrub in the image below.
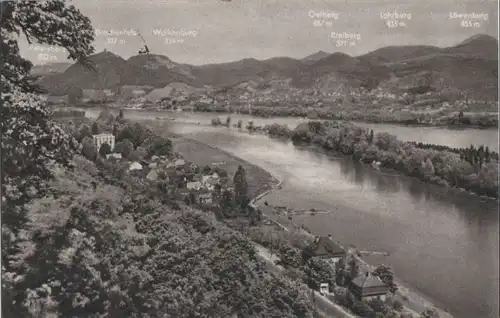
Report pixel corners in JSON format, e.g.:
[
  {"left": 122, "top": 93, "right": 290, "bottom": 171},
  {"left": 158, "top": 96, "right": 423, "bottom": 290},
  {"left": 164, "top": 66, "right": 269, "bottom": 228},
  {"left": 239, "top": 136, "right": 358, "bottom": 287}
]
[{"left": 99, "top": 143, "right": 112, "bottom": 157}]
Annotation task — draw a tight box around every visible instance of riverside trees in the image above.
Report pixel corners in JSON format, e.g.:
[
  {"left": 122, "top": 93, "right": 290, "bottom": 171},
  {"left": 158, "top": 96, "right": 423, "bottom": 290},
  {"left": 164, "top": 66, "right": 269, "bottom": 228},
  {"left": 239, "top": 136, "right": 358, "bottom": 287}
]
[
  {"left": 287, "top": 121, "right": 499, "bottom": 198},
  {"left": 233, "top": 165, "right": 249, "bottom": 208}
]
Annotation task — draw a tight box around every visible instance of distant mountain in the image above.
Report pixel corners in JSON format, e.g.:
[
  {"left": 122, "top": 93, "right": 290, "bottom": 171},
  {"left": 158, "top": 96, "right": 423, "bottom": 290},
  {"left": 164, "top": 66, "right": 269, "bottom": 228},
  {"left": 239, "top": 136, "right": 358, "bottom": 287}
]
[
  {"left": 291, "top": 52, "right": 390, "bottom": 89},
  {"left": 190, "top": 57, "right": 302, "bottom": 87},
  {"left": 302, "top": 51, "right": 330, "bottom": 64},
  {"left": 38, "top": 34, "right": 498, "bottom": 100},
  {"left": 443, "top": 34, "right": 498, "bottom": 60},
  {"left": 358, "top": 46, "right": 442, "bottom": 64},
  {"left": 38, "top": 51, "right": 137, "bottom": 95},
  {"left": 126, "top": 54, "right": 203, "bottom": 88}
]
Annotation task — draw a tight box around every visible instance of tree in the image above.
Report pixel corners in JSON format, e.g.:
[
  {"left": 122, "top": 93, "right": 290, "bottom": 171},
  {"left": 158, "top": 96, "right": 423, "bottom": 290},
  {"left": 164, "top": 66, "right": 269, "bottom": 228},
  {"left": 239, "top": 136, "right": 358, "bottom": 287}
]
[
  {"left": 77, "top": 124, "right": 93, "bottom": 142},
  {"left": 372, "top": 265, "right": 398, "bottom": 293},
  {"left": 352, "top": 301, "right": 375, "bottom": 317},
  {"left": 211, "top": 117, "right": 221, "bottom": 126},
  {"left": 303, "top": 257, "right": 336, "bottom": 290},
  {"left": 91, "top": 121, "right": 100, "bottom": 134},
  {"left": 114, "top": 139, "right": 133, "bottom": 158},
  {"left": 1, "top": 0, "right": 94, "bottom": 314},
  {"left": 220, "top": 190, "right": 234, "bottom": 216},
  {"left": 117, "top": 109, "right": 125, "bottom": 122},
  {"left": 202, "top": 165, "right": 212, "bottom": 175},
  {"left": 99, "top": 143, "right": 112, "bottom": 157},
  {"left": 233, "top": 165, "right": 249, "bottom": 208},
  {"left": 1, "top": 0, "right": 92, "bottom": 225},
  {"left": 81, "top": 136, "right": 97, "bottom": 161},
  {"left": 147, "top": 137, "right": 172, "bottom": 157}
]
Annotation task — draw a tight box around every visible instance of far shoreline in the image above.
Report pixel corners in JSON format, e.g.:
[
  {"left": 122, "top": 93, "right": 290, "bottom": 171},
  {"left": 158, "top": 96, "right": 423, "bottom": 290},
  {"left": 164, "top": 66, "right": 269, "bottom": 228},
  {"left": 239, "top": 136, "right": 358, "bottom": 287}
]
[{"left": 74, "top": 105, "right": 499, "bottom": 130}]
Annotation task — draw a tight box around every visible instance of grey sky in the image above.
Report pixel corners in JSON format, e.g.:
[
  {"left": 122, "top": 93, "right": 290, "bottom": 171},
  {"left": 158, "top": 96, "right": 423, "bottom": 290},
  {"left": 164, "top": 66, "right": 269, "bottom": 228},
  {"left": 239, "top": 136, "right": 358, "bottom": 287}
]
[{"left": 20, "top": 0, "right": 498, "bottom": 65}]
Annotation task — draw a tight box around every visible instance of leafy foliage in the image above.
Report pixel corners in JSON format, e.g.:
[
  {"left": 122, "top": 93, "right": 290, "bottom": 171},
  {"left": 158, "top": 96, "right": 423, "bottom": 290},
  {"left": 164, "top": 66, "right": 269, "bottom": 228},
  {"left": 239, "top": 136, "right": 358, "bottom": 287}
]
[
  {"left": 233, "top": 165, "right": 249, "bottom": 208},
  {"left": 285, "top": 121, "right": 499, "bottom": 198},
  {"left": 147, "top": 136, "right": 172, "bottom": 158},
  {"left": 98, "top": 143, "right": 112, "bottom": 157},
  {"left": 303, "top": 257, "right": 336, "bottom": 291},
  {"left": 1, "top": 0, "right": 93, "bottom": 242},
  {"left": 113, "top": 139, "right": 133, "bottom": 159}
]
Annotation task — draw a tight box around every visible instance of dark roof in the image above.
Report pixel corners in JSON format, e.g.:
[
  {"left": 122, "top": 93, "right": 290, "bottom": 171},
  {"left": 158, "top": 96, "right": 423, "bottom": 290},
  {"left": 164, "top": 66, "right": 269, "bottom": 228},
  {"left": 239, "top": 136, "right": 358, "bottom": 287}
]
[
  {"left": 350, "top": 273, "right": 390, "bottom": 296},
  {"left": 351, "top": 273, "right": 386, "bottom": 288},
  {"left": 306, "top": 237, "right": 346, "bottom": 258}
]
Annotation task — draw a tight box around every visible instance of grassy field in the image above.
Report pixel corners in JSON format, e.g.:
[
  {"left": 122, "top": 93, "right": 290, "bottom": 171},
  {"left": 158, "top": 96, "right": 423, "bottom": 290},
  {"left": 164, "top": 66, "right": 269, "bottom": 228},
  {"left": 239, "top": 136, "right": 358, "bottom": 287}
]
[{"left": 171, "top": 135, "right": 277, "bottom": 198}]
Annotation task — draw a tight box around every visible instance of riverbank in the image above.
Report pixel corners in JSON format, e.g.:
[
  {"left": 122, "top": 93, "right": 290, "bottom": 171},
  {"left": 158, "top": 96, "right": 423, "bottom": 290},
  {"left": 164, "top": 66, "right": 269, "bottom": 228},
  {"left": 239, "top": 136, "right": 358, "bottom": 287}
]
[
  {"left": 260, "top": 204, "right": 454, "bottom": 318},
  {"left": 182, "top": 108, "right": 499, "bottom": 129},
  {"left": 167, "top": 132, "right": 452, "bottom": 318}
]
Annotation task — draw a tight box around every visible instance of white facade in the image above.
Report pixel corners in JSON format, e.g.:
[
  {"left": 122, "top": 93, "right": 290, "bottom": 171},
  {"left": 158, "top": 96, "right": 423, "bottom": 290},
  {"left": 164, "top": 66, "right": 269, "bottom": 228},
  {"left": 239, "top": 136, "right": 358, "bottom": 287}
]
[
  {"left": 93, "top": 134, "right": 115, "bottom": 151},
  {"left": 129, "top": 162, "right": 143, "bottom": 171},
  {"left": 174, "top": 159, "right": 186, "bottom": 167},
  {"left": 187, "top": 181, "right": 202, "bottom": 190},
  {"left": 106, "top": 153, "right": 122, "bottom": 160}
]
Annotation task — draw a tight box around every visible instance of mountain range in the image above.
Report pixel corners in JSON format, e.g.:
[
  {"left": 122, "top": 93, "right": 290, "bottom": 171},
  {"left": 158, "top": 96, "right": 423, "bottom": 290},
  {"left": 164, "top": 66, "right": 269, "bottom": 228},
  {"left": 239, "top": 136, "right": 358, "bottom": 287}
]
[{"left": 36, "top": 34, "right": 498, "bottom": 100}]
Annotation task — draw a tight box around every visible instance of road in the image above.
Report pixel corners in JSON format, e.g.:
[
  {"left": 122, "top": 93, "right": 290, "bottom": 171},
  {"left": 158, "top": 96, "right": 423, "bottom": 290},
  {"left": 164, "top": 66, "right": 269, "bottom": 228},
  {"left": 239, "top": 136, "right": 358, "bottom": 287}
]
[{"left": 253, "top": 243, "right": 357, "bottom": 318}]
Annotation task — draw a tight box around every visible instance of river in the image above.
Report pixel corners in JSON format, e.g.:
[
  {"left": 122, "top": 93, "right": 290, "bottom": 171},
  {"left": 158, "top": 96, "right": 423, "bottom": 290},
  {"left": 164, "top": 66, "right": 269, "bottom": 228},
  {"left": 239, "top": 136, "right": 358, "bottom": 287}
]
[
  {"left": 84, "top": 108, "right": 499, "bottom": 151},
  {"left": 85, "top": 109, "right": 499, "bottom": 318}
]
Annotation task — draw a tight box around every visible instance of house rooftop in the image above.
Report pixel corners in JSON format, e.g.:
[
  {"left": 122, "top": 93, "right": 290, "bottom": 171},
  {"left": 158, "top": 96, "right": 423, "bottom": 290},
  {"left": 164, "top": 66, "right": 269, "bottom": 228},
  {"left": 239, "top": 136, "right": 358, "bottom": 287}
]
[
  {"left": 306, "top": 236, "right": 346, "bottom": 257},
  {"left": 351, "top": 272, "right": 389, "bottom": 289}
]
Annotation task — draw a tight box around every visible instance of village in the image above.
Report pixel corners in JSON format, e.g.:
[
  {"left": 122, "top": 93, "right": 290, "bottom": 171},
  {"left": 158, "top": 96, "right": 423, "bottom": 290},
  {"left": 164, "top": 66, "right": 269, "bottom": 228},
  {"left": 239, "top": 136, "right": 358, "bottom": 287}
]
[{"left": 94, "top": 132, "right": 233, "bottom": 207}]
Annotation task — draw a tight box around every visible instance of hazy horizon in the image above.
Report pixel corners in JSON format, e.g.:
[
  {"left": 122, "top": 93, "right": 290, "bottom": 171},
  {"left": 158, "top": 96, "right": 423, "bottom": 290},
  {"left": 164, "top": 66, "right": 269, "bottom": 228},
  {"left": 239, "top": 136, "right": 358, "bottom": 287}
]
[{"left": 20, "top": 0, "right": 498, "bottom": 66}]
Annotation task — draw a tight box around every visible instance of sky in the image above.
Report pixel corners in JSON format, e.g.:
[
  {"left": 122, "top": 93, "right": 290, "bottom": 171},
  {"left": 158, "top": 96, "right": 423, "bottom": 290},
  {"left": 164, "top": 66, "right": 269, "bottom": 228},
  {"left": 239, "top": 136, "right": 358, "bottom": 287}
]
[{"left": 19, "top": 0, "right": 499, "bottom": 65}]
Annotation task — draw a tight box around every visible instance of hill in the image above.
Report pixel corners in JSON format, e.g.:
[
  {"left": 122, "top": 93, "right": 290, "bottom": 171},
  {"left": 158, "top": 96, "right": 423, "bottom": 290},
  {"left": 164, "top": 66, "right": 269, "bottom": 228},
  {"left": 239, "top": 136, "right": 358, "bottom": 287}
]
[
  {"left": 442, "top": 34, "right": 498, "bottom": 60},
  {"left": 38, "top": 51, "right": 138, "bottom": 95},
  {"left": 302, "top": 50, "right": 330, "bottom": 64},
  {"left": 292, "top": 52, "right": 390, "bottom": 90},
  {"left": 358, "top": 45, "right": 442, "bottom": 64},
  {"left": 126, "top": 54, "right": 204, "bottom": 88},
  {"left": 38, "top": 34, "right": 498, "bottom": 100}
]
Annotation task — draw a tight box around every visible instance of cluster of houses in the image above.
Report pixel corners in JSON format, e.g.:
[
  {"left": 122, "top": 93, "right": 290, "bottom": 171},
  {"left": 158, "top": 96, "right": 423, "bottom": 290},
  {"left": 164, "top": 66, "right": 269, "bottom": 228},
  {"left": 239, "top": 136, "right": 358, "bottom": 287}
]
[
  {"left": 303, "top": 235, "right": 391, "bottom": 301},
  {"left": 93, "top": 132, "right": 233, "bottom": 205}
]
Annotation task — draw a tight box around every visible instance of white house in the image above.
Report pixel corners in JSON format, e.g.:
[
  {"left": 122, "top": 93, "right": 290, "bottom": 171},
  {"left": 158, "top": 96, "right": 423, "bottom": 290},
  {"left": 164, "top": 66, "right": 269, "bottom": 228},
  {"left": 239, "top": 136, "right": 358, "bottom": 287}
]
[
  {"left": 149, "top": 162, "right": 158, "bottom": 169},
  {"left": 106, "top": 153, "right": 122, "bottom": 160},
  {"left": 93, "top": 133, "right": 115, "bottom": 151},
  {"left": 202, "top": 175, "right": 211, "bottom": 184},
  {"left": 146, "top": 169, "right": 158, "bottom": 181},
  {"left": 174, "top": 159, "right": 186, "bottom": 167},
  {"left": 187, "top": 181, "right": 202, "bottom": 191},
  {"left": 128, "top": 162, "right": 143, "bottom": 171}
]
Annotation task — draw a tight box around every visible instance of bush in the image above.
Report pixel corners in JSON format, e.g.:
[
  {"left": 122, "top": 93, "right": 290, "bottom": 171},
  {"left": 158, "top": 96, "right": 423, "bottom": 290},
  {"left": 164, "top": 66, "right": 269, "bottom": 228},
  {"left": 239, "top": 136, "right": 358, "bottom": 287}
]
[
  {"left": 114, "top": 139, "right": 134, "bottom": 159},
  {"left": 276, "top": 245, "right": 302, "bottom": 268},
  {"left": 211, "top": 117, "right": 221, "bottom": 126},
  {"left": 352, "top": 300, "right": 375, "bottom": 317},
  {"left": 303, "top": 257, "right": 336, "bottom": 291},
  {"left": 99, "top": 143, "right": 112, "bottom": 157},
  {"left": 82, "top": 136, "right": 97, "bottom": 161},
  {"left": 147, "top": 136, "right": 172, "bottom": 157}
]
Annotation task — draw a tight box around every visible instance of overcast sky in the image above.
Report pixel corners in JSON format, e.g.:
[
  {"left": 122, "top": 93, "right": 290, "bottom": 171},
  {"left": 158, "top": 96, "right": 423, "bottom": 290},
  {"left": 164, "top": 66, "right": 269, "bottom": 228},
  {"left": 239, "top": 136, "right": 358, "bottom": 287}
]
[{"left": 20, "top": 0, "right": 498, "bottom": 65}]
